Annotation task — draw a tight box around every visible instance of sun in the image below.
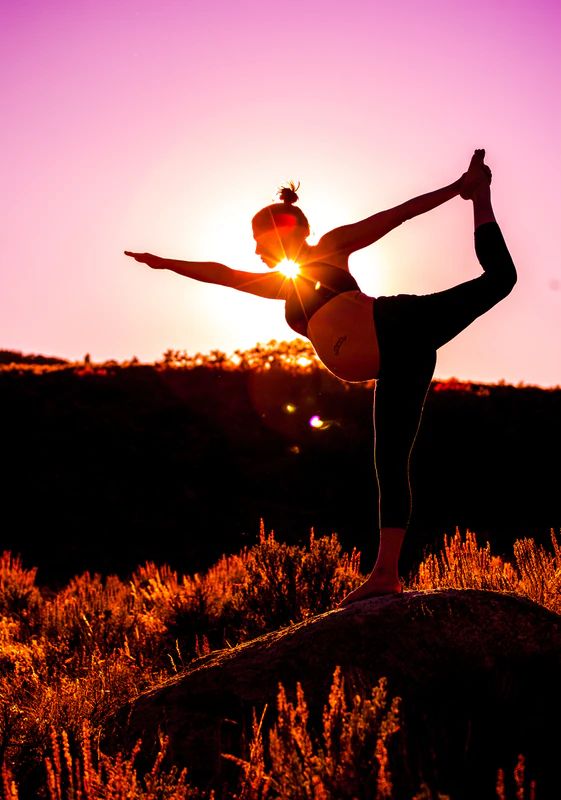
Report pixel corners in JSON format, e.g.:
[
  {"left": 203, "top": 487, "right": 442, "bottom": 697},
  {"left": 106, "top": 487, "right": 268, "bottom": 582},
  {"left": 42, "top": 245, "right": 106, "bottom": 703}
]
[{"left": 276, "top": 259, "right": 301, "bottom": 279}]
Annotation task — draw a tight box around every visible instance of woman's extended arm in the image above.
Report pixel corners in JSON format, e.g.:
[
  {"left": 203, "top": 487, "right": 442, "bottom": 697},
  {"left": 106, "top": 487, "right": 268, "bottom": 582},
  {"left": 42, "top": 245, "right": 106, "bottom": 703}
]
[
  {"left": 318, "top": 177, "right": 464, "bottom": 255},
  {"left": 124, "top": 251, "right": 288, "bottom": 299}
]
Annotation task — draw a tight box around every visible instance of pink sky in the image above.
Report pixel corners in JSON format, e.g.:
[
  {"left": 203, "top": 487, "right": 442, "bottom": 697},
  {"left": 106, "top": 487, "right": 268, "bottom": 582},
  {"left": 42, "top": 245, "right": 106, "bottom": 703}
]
[{"left": 2, "top": 0, "right": 560, "bottom": 385}]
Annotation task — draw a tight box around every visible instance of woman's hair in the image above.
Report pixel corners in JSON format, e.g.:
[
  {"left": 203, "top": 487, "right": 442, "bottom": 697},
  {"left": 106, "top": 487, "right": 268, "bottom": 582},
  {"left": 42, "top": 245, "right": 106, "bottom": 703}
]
[{"left": 252, "top": 181, "right": 310, "bottom": 237}]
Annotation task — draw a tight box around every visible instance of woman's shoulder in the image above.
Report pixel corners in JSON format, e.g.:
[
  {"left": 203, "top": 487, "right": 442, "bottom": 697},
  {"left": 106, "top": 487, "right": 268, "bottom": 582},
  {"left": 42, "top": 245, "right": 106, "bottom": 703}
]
[
  {"left": 299, "top": 260, "right": 357, "bottom": 283},
  {"left": 302, "top": 243, "right": 350, "bottom": 272}
]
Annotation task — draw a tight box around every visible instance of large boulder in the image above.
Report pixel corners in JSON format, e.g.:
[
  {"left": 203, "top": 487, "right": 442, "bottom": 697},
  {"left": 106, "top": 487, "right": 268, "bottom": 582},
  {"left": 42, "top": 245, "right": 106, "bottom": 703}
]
[{"left": 109, "top": 590, "right": 561, "bottom": 799}]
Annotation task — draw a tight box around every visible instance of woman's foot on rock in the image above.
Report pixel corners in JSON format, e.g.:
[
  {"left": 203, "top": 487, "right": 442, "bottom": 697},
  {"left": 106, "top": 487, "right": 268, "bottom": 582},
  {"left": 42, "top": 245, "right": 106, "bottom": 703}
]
[{"left": 337, "top": 577, "right": 403, "bottom": 608}]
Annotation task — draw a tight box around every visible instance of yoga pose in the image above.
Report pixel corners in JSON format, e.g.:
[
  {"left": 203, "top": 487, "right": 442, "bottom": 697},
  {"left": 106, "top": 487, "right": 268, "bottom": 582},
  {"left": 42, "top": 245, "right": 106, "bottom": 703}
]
[{"left": 125, "top": 149, "right": 517, "bottom": 607}]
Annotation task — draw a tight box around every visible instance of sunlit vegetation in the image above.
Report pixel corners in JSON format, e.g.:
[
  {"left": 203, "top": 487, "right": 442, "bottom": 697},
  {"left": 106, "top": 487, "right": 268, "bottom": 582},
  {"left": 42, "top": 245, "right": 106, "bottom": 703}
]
[
  {"left": 222, "top": 666, "right": 400, "bottom": 800},
  {"left": 411, "top": 529, "right": 561, "bottom": 614},
  {"left": 0, "top": 342, "right": 322, "bottom": 377},
  {"left": 1, "top": 345, "right": 554, "bottom": 392},
  {"left": 0, "top": 525, "right": 554, "bottom": 797}
]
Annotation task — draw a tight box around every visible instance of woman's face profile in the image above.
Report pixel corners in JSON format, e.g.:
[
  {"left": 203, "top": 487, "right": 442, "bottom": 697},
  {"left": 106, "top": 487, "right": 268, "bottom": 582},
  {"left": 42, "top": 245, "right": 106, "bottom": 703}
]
[{"left": 254, "top": 226, "right": 308, "bottom": 269}]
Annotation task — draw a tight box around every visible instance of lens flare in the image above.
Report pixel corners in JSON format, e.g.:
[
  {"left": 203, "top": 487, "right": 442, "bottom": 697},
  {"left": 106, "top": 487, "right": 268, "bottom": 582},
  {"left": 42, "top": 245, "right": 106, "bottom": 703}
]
[{"left": 276, "top": 259, "right": 301, "bottom": 279}]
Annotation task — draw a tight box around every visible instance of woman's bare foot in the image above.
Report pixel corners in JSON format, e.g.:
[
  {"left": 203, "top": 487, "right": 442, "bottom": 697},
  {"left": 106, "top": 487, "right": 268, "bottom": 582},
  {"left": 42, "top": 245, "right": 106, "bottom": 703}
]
[
  {"left": 337, "top": 573, "right": 403, "bottom": 608},
  {"left": 460, "top": 149, "right": 492, "bottom": 200}
]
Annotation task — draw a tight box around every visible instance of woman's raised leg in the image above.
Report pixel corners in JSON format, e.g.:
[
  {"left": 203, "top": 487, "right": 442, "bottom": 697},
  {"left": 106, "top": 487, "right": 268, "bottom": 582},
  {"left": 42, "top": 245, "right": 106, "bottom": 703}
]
[{"left": 411, "top": 181, "right": 517, "bottom": 351}]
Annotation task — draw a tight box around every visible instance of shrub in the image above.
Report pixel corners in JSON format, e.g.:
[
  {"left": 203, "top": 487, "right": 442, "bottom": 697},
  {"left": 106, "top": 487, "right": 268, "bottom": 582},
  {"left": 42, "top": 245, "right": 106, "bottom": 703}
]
[{"left": 235, "top": 523, "right": 361, "bottom": 636}]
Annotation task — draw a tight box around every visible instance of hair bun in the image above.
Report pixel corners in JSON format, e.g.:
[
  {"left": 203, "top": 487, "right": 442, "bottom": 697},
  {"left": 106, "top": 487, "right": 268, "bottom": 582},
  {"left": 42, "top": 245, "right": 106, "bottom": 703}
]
[{"left": 277, "top": 181, "right": 300, "bottom": 205}]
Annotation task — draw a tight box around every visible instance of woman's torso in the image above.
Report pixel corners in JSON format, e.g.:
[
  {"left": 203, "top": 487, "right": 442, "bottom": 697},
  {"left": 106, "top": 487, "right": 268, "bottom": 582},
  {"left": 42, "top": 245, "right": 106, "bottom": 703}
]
[
  {"left": 306, "top": 289, "right": 380, "bottom": 382},
  {"left": 284, "top": 247, "right": 380, "bottom": 382}
]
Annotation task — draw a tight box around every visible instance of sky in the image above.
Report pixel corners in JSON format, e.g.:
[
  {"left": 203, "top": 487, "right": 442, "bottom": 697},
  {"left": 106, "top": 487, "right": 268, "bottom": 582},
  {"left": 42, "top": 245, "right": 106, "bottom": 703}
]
[{"left": 2, "top": 0, "right": 560, "bottom": 386}]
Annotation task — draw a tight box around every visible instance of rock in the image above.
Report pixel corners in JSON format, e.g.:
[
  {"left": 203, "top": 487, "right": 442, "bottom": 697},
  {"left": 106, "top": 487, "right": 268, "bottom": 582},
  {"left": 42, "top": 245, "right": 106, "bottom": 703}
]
[{"left": 108, "top": 590, "right": 561, "bottom": 799}]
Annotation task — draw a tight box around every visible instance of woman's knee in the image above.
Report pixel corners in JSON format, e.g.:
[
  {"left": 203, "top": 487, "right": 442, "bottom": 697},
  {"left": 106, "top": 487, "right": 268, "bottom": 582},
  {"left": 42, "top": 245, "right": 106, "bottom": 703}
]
[
  {"left": 503, "top": 263, "right": 517, "bottom": 295},
  {"left": 475, "top": 222, "right": 517, "bottom": 297},
  {"left": 484, "top": 264, "right": 517, "bottom": 303}
]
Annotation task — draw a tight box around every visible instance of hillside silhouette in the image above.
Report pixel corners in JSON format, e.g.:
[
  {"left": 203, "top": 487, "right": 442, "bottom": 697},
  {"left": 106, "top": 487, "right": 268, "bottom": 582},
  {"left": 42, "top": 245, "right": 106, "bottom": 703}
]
[{"left": 1, "top": 341, "right": 559, "bottom": 583}]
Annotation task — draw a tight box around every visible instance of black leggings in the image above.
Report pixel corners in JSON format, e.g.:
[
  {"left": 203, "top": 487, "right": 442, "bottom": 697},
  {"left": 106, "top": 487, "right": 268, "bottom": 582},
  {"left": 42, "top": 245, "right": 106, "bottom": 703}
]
[{"left": 372, "top": 221, "right": 517, "bottom": 529}]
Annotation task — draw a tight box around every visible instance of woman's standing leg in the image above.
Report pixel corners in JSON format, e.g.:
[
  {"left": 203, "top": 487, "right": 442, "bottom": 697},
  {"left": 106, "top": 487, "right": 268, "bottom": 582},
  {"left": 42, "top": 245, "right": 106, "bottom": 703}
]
[{"left": 337, "top": 346, "right": 436, "bottom": 606}]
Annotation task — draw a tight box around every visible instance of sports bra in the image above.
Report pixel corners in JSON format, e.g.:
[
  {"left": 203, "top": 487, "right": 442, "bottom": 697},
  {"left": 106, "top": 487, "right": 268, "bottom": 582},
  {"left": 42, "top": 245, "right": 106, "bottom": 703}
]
[{"left": 284, "top": 263, "right": 360, "bottom": 336}]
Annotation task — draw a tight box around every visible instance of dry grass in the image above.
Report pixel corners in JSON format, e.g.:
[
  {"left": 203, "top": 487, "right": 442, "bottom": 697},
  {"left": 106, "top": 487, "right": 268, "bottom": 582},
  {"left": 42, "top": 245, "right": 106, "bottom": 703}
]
[
  {"left": 494, "top": 755, "right": 537, "bottom": 800},
  {"left": 2, "top": 721, "right": 211, "bottom": 799},
  {"left": 409, "top": 528, "right": 561, "bottom": 615},
  {"left": 0, "top": 527, "right": 556, "bottom": 798},
  {"left": 223, "top": 665, "right": 400, "bottom": 800}
]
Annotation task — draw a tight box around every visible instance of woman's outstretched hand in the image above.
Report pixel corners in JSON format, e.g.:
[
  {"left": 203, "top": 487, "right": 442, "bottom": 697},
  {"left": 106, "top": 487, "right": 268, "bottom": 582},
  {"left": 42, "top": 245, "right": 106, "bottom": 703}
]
[
  {"left": 459, "top": 149, "right": 492, "bottom": 200},
  {"left": 124, "top": 251, "right": 165, "bottom": 269}
]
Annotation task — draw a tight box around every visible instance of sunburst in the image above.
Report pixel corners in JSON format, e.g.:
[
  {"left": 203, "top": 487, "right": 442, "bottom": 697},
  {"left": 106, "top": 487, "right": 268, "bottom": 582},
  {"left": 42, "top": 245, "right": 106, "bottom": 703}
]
[{"left": 276, "top": 259, "right": 301, "bottom": 279}]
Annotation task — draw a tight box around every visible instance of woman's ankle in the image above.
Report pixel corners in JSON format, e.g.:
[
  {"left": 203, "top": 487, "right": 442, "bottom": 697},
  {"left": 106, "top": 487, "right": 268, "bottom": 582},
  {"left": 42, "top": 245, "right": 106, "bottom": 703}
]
[{"left": 472, "top": 192, "right": 496, "bottom": 228}]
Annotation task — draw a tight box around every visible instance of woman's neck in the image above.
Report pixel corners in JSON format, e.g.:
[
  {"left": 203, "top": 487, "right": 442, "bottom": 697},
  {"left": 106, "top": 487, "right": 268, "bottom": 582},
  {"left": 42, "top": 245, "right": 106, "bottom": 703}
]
[{"left": 298, "top": 241, "right": 317, "bottom": 265}]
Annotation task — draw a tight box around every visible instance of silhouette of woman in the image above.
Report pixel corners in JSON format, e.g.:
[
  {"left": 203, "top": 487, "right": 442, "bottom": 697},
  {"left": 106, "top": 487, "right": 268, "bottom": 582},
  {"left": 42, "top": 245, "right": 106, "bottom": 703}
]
[{"left": 125, "top": 149, "right": 517, "bottom": 608}]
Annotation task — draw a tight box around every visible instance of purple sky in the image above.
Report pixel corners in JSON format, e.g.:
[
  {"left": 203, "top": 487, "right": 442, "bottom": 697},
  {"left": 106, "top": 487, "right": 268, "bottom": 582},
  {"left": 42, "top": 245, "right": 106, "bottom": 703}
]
[{"left": 2, "top": 0, "right": 560, "bottom": 384}]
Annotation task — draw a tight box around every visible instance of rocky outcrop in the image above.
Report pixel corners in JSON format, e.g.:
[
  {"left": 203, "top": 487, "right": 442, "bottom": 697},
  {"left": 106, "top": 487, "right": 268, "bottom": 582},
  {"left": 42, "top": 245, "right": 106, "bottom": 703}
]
[{"left": 109, "top": 590, "right": 561, "bottom": 799}]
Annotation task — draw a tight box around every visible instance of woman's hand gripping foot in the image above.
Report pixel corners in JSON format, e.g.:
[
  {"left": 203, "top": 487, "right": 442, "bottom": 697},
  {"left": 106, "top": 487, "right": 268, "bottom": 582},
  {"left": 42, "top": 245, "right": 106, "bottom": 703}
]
[{"left": 460, "top": 148, "right": 492, "bottom": 200}]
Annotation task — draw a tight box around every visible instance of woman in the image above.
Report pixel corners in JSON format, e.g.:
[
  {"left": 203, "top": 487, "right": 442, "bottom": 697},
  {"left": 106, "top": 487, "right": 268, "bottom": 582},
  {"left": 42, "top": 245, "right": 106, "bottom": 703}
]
[{"left": 125, "top": 149, "right": 517, "bottom": 608}]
